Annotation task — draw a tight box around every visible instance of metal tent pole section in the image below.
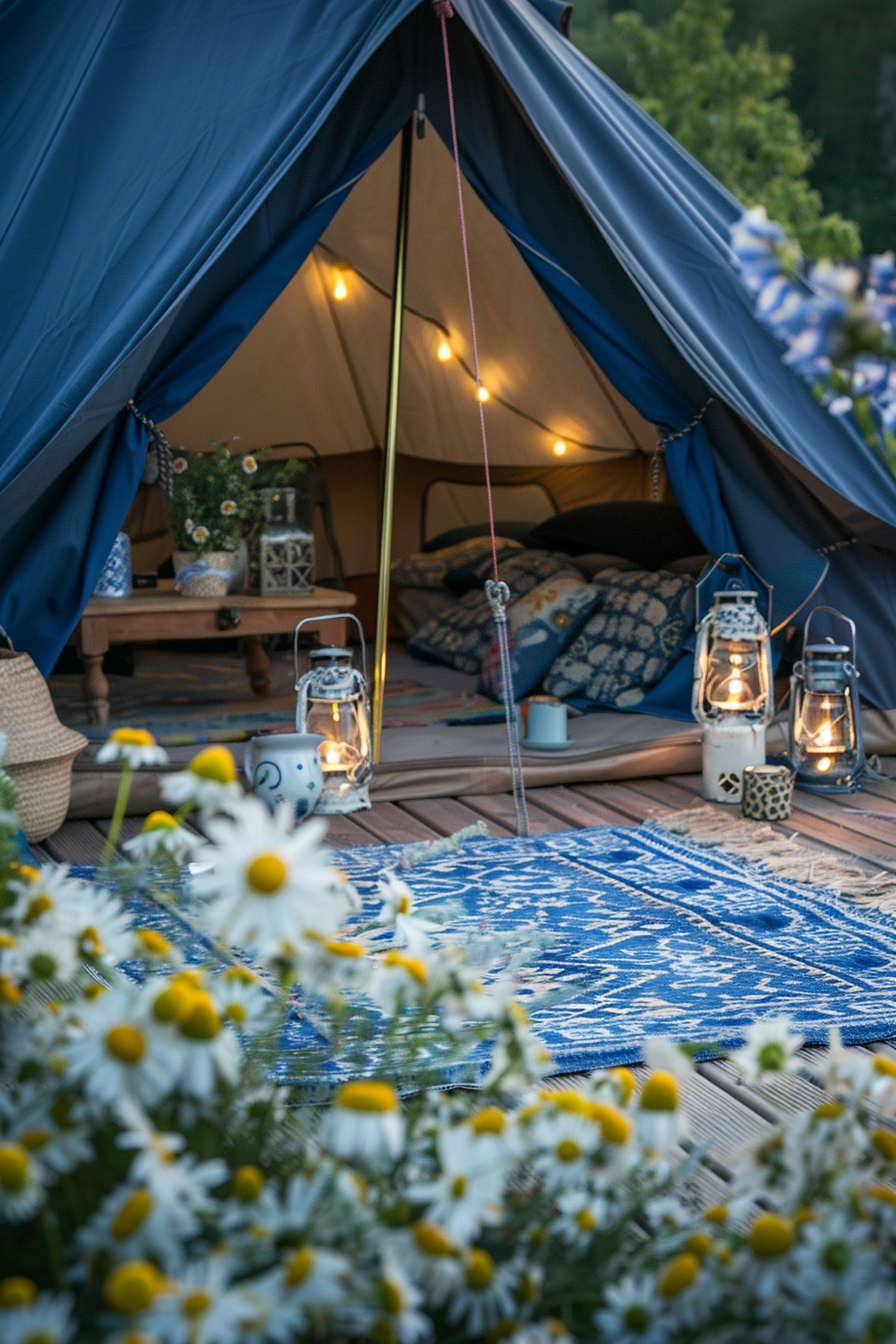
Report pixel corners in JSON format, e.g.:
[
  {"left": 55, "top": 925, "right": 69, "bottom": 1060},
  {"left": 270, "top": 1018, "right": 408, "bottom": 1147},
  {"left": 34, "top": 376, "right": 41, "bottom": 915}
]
[{"left": 372, "top": 117, "right": 414, "bottom": 764}]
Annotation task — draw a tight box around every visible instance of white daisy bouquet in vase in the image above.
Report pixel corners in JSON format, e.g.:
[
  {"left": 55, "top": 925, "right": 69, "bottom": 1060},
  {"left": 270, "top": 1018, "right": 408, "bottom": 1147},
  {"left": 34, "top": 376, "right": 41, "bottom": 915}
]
[
  {"left": 169, "top": 438, "right": 259, "bottom": 597},
  {"left": 3, "top": 730, "right": 896, "bottom": 1344}
]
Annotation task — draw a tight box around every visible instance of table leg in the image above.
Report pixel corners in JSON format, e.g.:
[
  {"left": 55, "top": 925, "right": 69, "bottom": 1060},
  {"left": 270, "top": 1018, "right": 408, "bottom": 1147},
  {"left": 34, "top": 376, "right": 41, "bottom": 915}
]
[
  {"left": 245, "top": 636, "right": 271, "bottom": 697},
  {"left": 82, "top": 655, "right": 110, "bottom": 725}
]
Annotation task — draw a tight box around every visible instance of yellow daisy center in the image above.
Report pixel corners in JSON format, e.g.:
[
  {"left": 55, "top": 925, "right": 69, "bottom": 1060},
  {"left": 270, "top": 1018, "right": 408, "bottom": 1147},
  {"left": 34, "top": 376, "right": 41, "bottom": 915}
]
[
  {"left": 106, "top": 1024, "right": 146, "bottom": 1064},
  {"left": 246, "top": 854, "right": 288, "bottom": 894},
  {"left": 451, "top": 1175, "right": 467, "bottom": 1199},
  {"left": 179, "top": 991, "right": 221, "bottom": 1040},
  {"left": 80, "top": 925, "right": 105, "bottom": 956},
  {"left": 284, "top": 1247, "right": 315, "bottom": 1287},
  {"left": 413, "top": 1221, "right": 454, "bottom": 1256},
  {"left": 466, "top": 1248, "right": 494, "bottom": 1291},
  {"left": 0, "top": 1276, "right": 38, "bottom": 1307},
  {"left": 24, "top": 894, "right": 53, "bottom": 923},
  {"left": 189, "top": 745, "right": 237, "bottom": 783},
  {"left": 575, "top": 1208, "right": 596, "bottom": 1232},
  {"left": 0, "top": 931, "right": 16, "bottom": 949},
  {"left": 143, "top": 811, "right": 179, "bottom": 832},
  {"left": 685, "top": 1232, "right": 714, "bottom": 1260},
  {"left": 555, "top": 1138, "right": 581, "bottom": 1163},
  {"left": 182, "top": 1289, "right": 212, "bottom": 1317},
  {"left": 589, "top": 1102, "right": 633, "bottom": 1145},
  {"left": 704, "top": 1203, "right": 728, "bottom": 1225},
  {"left": 383, "top": 950, "right": 428, "bottom": 983},
  {"left": 873, "top": 1055, "right": 896, "bottom": 1081},
  {"left": 0, "top": 975, "right": 21, "bottom": 1005},
  {"left": 748, "top": 1213, "right": 794, "bottom": 1258},
  {"left": 233, "top": 1166, "right": 264, "bottom": 1203},
  {"left": 223, "top": 964, "right": 257, "bottom": 985},
  {"left": 0, "top": 1144, "right": 29, "bottom": 1193},
  {"left": 541, "top": 1088, "right": 589, "bottom": 1116},
  {"left": 640, "top": 1070, "right": 679, "bottom": 1112},
  {"left": 136, "top": 928, "right": 172, "bottom": 955},
  {"left": 871, "top": 1128, "right": 896, "bottom": 1161},
  {"left": 335, "top": 1080, "right": 399, "bottom": 1113},
  {"left": 103, "top": 1260, "right": 165, "bottom": 1315},
  {"left": 813, "top": 1101, "right": 845, "bottom": 1121},
  {"left": 470, "top": 1107, "right": 506, "bottom": 1136},
  {"left": 112, "top": 1189, "right": 154, "bottom": 1239},
  {"left": 658, "top": 1252, "right": 700, "bottom": 1296},
  {"left": 152, "top": 982, "right": 192, "bottom": 1023},
  {"left": 111, "top": 728, "right": 157, "bottom": 747},
  {"left": 378, "top": 1276, "right": 405, "bottom": 1315},
  {"left": 19, "top": 1129, "right": 51, "bottom": 1151},
  {"left": 609, "top": 1066, "right": 638, "bottom": 1102},
  {"left": 868, "top": 1184, "right": 896, "bottom": 1208},
  {"left": 226, "top": 1000, "right": 246, "bottom": 1024},
  {"left": 323, "top": 939, "right": 367, "bottom": 959}
]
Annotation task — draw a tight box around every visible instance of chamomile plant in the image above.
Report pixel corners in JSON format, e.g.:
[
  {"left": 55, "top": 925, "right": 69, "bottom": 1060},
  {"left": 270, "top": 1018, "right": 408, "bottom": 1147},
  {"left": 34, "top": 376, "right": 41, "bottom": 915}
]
[{"left": 1, "top": 732, "right": 896, "bottom": 1342}]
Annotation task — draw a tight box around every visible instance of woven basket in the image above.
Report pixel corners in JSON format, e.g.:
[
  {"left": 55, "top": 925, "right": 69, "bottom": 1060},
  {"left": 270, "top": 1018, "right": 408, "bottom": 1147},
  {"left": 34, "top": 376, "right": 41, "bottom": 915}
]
[
  {"left": 0, "top": 650, "right": 87, "bottom": 842},
  {"left": 173, "top": 549, "right": 232, "bottom": 598}
]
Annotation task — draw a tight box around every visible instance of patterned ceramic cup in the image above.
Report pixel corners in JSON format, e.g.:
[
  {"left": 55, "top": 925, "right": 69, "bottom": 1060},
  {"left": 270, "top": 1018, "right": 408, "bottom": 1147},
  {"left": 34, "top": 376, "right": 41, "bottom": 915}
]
[
  {"left": 92, "top": 531, "right": 132, "bottom": 598},
  {"left": 741, "top": 763, "right": 795, "bottom": 821}
]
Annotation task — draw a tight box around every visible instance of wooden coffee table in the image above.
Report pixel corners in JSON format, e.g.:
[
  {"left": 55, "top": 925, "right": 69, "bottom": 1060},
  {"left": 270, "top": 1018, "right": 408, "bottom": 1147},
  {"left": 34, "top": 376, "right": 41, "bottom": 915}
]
[{"left": 74, "top": 585, "right": 357, "bottom": 724}]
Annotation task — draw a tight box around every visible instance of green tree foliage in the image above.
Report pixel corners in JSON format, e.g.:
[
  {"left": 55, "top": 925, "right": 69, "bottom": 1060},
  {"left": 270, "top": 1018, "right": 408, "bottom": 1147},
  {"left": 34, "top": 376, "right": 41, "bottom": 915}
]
[{"left": 573, "top": 0, "right": 863, "bottom": 260}]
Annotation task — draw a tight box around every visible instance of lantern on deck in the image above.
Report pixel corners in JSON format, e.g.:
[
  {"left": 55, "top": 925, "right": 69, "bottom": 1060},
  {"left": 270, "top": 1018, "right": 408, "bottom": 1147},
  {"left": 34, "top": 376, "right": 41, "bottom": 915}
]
[
  {"left": 693, "top": 557, "right": 774, "bottom": 803},
  {"left": 788, "top": 608, "right": 864, "bottom": 793},
  {"left": 294, "top": 614, "right": 372, "bottom": 813}
]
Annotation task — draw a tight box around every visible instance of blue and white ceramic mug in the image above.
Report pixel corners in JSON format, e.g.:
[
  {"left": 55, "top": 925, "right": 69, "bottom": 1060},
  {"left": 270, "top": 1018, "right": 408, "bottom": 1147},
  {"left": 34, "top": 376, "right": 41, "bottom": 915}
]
[
  {"left": 93, "top": 531, "right": 133, "bottom": 598},
  {"left": 245, "top": 732, "right": 325, "bottom": 821}
]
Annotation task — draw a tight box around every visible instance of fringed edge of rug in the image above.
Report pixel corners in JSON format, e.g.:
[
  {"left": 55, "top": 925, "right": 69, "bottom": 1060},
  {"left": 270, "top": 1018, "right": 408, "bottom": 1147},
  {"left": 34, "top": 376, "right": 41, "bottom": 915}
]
[{"left": 652, "top": 806, "right": 896, "bottom": 910}]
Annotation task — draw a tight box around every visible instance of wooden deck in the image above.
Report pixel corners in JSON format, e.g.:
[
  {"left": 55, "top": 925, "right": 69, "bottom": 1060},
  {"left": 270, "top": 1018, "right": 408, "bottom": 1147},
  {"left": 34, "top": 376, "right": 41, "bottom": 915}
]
[{"left": 39, "top": 770, "right": 896, "bottom": 1203}]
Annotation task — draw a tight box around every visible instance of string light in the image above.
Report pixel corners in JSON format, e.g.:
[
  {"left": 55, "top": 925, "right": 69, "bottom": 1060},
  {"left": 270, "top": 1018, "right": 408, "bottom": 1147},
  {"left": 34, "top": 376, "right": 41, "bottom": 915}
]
[
  {"left": 476, "top": 385, "right": 490, "bottom": 403},
  {"left": 333, "top": 271, "right": 348, "bottom": 301},
  {"left": 552, "top": 440, "right": 567, "bottom": 457},
  {"left": 437, "top": 339, "right": 452, "bottom": 362}
]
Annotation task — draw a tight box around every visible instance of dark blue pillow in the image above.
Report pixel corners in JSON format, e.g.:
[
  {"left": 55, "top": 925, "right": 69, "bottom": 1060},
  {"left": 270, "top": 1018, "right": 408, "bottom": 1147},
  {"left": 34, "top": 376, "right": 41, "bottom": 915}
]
[{"left": 478, "top": 575, "right": 602, "bottom": 701}]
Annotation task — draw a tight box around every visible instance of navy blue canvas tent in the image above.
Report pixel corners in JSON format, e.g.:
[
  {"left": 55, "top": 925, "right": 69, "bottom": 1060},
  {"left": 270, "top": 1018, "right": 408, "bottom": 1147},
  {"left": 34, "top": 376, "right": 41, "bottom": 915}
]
[{"left": 3, "top": 0, "right": 896, "bottom": 721}]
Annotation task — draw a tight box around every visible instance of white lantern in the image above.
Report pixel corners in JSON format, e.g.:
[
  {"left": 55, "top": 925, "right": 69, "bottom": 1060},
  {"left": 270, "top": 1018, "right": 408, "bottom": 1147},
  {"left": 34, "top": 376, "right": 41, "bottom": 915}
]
[
  {"left": 294, "top": 614, "right": 372, "bottom": 813},
  {"left": 692, "top": 557, "right": 774, "bottom": 803}
]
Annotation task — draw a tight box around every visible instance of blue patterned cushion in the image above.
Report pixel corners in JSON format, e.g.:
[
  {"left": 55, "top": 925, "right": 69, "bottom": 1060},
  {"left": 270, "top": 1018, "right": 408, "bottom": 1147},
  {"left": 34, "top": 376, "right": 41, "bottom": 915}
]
[
  {"left": 408, "top": 589, "right": 493, "bottom": 674},
  {"left": 544, "top": 567, "right": 695, "bottom": 709},
  {"left": 409, "top": 550, "right": 580, "bottom": 674},
  {"left": 478, "top": 575, "right": 601, "bottom": 701}
]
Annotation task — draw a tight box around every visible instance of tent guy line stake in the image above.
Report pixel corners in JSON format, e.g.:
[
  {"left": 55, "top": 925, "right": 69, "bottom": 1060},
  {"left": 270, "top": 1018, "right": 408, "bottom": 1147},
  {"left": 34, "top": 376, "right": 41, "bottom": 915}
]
[{"left": 436, "top": 0, "right": 529, "bottom": 838}]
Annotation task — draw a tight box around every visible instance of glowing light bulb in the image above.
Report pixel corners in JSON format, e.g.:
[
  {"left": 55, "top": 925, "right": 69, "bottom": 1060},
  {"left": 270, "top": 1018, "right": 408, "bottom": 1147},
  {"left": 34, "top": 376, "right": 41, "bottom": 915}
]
[
  {"left": 728, "top": 678, "right": 745, "bottom": 696},
  {"left": 333, "top": 273, "right": 348, "bottom": 301},
  {"left": 477, "top": 385, "right": 490, "bottom": 403},
  {"left": 331, "top": 702, "right": 340, "bottom": 723},
  {"left": 552, "top": 440, "right": 567, "bottom": 457},
  {"left": 816, "top": 756, "right": 833, "bottom": 773},
  {"left": 729, "top": 653, "right": 743, "bottom": 666},
  {"left": 437, "top": 340, "right": 452, "bottom": 362}
]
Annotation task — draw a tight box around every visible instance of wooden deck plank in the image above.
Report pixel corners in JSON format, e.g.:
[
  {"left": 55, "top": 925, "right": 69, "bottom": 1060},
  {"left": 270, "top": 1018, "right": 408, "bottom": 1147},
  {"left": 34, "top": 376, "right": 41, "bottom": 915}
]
[
  {"left": 524, "top": 785, "right": 638, "bottom": 829},
  {"left": 41, "top": 821, "right": 109, "bottom": 865},
  {"left": 460, "top": 792, "right": 573, "bottom": 834},
  {"left": 677, "top": 1071, "right": 773, "bottom": 1173},
  {"left": 570, "top": 782, "right": 673, "bottom": 824},
  {"left": 322, "top": 814, "right": 382, "bottom": 849},
  {"left": 398, "top": 796, "right": 514, "bottom": 839},
  {"left": 349, "top": 802, "right": 441, "bottom": 846},
  {"left": 94, "top": 816, "right": 145, "bottom": 843}
]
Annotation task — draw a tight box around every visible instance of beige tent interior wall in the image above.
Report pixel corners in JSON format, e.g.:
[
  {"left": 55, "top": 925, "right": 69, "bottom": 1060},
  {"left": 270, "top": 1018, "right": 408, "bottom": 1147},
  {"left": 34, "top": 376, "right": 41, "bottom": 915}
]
[{"left": 148, "top": 126, "right": 665, "bottom": 599}]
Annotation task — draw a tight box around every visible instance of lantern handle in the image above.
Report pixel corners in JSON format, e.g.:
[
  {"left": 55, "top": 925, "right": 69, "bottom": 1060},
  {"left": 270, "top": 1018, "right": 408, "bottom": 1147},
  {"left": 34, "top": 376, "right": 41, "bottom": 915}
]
[
  {"left": 801, "top": 606, "right": 858, "bottom": 668},
  {"left": 293, "top": 613, "right": 368, "bottom": 688},
  {"left": 695, "top": 552, "right": 773, "bottom": 630}
]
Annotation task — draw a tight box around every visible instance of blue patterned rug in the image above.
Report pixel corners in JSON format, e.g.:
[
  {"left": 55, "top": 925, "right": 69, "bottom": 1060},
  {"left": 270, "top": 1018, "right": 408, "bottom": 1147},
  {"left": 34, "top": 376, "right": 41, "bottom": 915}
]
[
  {"left": 330, "top": 824, "right": 896, "bottom": 1073},
  {"left": 81, "top": 823, "right": 896, "bottom": 1078}
]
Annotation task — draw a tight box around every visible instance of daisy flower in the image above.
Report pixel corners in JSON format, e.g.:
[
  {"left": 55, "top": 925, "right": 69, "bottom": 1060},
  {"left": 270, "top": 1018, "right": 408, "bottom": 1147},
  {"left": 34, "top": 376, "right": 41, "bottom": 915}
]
[
  {"left": 129, "top": 925, "right": 183, "bottom": 968},
  {"left": 0, "top": 1141, "right": 48, "bottom": 1221},
  {"left": 445, "top": 1248, "right": 516, "bottom": 1338},
  {"left": 241, "top": 455, "right": 258, "bottom": 474},
  {"left": 0, "top": 1292, "right": 76, "bottom": 1344},
  {"left": 320, "top": 1080, "right": 405, "bottom": 1165},
  {"left": 294, "top": 934, "right": 370, "bottom": 1001},
  {"left": 172, "top": 456, "right": 189, "bottom": 474},
  {"left": 96, "top": 727, "right": 168, "bottom": 769},
  {"left": 530, "top": 1108, "right": 598, "bottom": 1190},
  {"left": 9, "top": 923, "right": 80, "bottom": 987},
  {"left": 369, "top": 947, "right": 436, "bottom": 1015},
  {"left": 407, "top": 1124, "right": 505, "bottom": 1241},
  {"left": 141, "top": 1255, "right": 256, "bottom": 1344},
  {"left": 141, "top": 975, "right": 242, "bottom": 1098},
  {"left": 58, "top": 884, "right": 133, "bottom": 966},
  {"left": 124, "top": 811, "right": 196, "bottom": 864},
  {"left": 220, "top": 499, "right": 238, "bottom": 516},
  {"left": 845, "top": 1282, "right": 896, "bottom": 1340},
  {"left": 160, "top": 746, "right": 243, "bottom": 815},
  {"left": 389, "top": 1223, "right": 465, "bottom": 1307},
  {"left": 65, "top": 987, "right": 179, "bottom": 1108},
  {"left": 0, "top": 1086, "right": 92, "bottom": 1176},
  {"left": 551, "top": 1187, "right": 609, "bottom": 1246},
  {"left": 792, "top": 1211, "right": 880, "bottom": 1300},
  {"left": 115, "top": 1102, "right": 226, "bottom": 1216},
  {"left": 740, "top": 1212, "right": 798, "bottom": 1297},
  {"left": 77, "top": 1180, "right": 197, "bottom": 1272},
  {"left": 636, "top": 1071, "right": 687, "bottom": 1151},
  {"left": 594, "top": 1275, "right": 667, "bottom": 1344},
  {"left": 191, "top": 526, "right": 210, "bottom": 545},
  {"left": 371, "top": 1257, "right": 431, "bottom": 1344},
  {"left": 212, "top": 967, "right": 272, "bottom": 1037},
  {"left": 257, "top": 1245, "right": 352, "bottom": 1340},
  {"left": 729, "top": 1017, "right": 805, "bottom": 1082},
  {"left": 190, "top": 800, "right": 348, "bottom": 954}
]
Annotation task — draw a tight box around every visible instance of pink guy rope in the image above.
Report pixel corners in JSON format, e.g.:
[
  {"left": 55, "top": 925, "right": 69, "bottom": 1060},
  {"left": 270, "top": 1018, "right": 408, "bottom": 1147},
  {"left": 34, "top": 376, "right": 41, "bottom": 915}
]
[{"left": 433, "top": 0, "right": 530, "bottom": 837}]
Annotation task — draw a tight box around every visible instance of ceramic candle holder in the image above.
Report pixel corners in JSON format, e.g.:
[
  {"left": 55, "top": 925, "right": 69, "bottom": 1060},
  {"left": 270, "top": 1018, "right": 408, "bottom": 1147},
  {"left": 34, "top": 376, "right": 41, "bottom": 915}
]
[
  {"left": 741, "top": 763, "right": 795, "bottom": 821},
  {"left": 523, "top": 697, "right": 572, "bottom": 750}
]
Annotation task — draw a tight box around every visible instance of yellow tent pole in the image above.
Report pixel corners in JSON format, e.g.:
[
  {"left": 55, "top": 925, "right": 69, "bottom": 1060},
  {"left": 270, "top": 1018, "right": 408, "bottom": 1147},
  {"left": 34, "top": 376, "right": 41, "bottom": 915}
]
[{"left": 372, "top": 117, "right": 414, "bottom": 764}]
